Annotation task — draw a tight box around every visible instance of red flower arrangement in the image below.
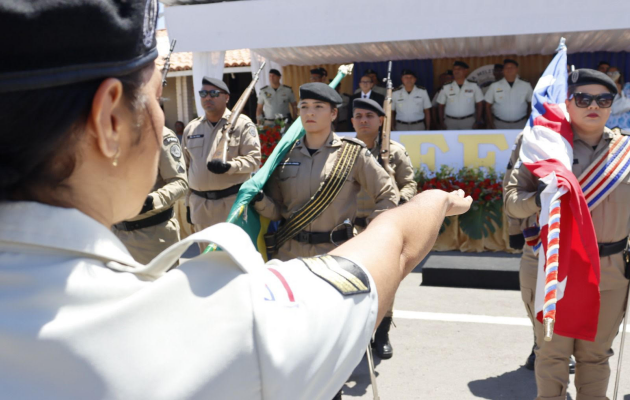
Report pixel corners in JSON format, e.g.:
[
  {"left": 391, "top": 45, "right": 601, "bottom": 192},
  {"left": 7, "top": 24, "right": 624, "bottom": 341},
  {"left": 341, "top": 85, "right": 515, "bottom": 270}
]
[
  {"left": 258, "top": 125, "right": 283, "bottom": 166},
  {"left": 416, "top": 166, "right": 503, "bottom": 240}
]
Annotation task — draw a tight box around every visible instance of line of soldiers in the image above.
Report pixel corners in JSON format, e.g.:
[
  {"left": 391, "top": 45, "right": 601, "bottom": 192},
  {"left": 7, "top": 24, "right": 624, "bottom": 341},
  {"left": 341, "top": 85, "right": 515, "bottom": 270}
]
[{"left": 114, "top": 76, "right": 417, "bottom": 381}]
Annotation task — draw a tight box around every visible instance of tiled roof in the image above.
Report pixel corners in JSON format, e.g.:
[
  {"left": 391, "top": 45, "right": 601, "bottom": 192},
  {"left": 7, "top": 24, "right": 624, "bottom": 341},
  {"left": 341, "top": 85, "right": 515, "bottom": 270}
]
[{"left": 155, "top": 29, "right": 250, "bottom": 71}]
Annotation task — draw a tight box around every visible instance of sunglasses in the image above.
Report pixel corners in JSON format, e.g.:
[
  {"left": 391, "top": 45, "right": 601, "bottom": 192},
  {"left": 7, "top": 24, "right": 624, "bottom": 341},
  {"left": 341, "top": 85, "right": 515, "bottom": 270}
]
[
  {"left": 198, "top": 89, "right": 224, "bottom": 98},
  {"left": 569, "top": 92, "right": 614, "bottom": 108}
]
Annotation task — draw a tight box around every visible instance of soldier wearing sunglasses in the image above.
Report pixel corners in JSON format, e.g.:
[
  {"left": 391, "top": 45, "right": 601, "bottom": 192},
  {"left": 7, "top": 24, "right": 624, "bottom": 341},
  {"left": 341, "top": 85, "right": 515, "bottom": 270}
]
[
  {"left": 182, "top": 76, "right": 261, "bottom": 235},
  {"left": 505, "top": 69, "right": 630, "bottom": 399}
]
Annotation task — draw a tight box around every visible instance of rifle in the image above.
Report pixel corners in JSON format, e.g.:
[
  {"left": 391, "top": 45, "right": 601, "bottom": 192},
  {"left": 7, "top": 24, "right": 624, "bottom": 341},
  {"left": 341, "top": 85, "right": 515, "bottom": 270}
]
[
  {"left": 161, "top": 40, "right": 177, "bottom": 87},
  {"left": 221, "top": 61, "right": 266, "bottom": 163},
  {"left": 381, "top": 61, "right": 396, "bottom": 178}
]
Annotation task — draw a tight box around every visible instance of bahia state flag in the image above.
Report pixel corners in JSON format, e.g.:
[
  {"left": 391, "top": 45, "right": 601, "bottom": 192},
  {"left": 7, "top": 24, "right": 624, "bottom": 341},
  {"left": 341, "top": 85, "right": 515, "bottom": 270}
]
[
  {"left": 519, "top": 39, "right": 601, "bottom": 341},
  {"left": 208, "top": 66, "right": 354, "bottom": 261}
]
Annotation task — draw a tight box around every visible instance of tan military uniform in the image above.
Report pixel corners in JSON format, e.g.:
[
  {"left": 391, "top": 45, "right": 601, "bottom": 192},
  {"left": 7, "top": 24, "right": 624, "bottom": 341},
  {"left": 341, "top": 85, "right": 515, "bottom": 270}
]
[
  {"left": 392, "top": 85, "right": 432, "bottom": 131},
  {"left": 113, "top": 128, "right": 188, "bottom": 264},
  {"left": 355, "top": 138, "right": 417, "bottom": 318},
  {"left": 485, "top": 77, "right": 533, "bottom": 130},
  {"left": 183, "top": 109, "right": 261, "bottom": 230},
  {"left": 254, "top": 132, "right": 398, "bottom": 261},
  {"left": 505, "top": 127, "right": 630, "bottom": 400},
  {"left": 437, "top": 80, "right": 484, "bottom": 130},
  {"left": 258, "top": 84, "right": 295, "bottom": 126}
]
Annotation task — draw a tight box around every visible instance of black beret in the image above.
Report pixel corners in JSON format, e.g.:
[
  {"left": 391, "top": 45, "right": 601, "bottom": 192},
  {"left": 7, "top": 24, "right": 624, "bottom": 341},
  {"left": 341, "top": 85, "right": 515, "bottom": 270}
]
[
  {"left": 597, "top": 61, "right": 610, "bottom": 67},
  {"left": 310, "top": 68, "right": 324, "bottom": 76},
  {"left": 202, "top": 76, "right": 230, "bottom": 94},
  {"left": 401, "top": 69, "right": 417, "bottom": 77},
  {"left": 319, "top": 68, "right": 328, "bottom": 76},
  {"left": 352, "top": 98, "right": 385, "bottom": 117},
  {"left": 494, "top": 64, "right": 504, "bottom": 69},
  {"left": 0, "top": 0, "right": 159, "bottom": 93},
  {"left": 568, "top": 69, "right": 618, "bottom": 95},
  {"left": 454, "top": 61, "right": 469, "bottom": 69},
  {"left": 503, "top": 59, "right": 519, "bottom": 67},
  {"left": 269, "top": 69, "right": 282, "bottom": 77},
  {"left": 299, "top": 82, "right": 343, "bottom": 106}
]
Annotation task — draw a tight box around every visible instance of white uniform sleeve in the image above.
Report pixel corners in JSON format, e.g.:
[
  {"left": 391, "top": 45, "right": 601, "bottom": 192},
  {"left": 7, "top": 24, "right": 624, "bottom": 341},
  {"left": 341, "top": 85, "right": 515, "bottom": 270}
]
[
  {"left": 474, "top": 84, "right": 484, "bottom": 103},
  {"left": 525, "top": 82, "right": 534, "bottom": 103},
  {"left": 391, "top": 91, "right": 398, "bottom": 111},
  {"left": 251, "top": 256, "right": 378, "bottom": 400},
  {"left": 422, "top": 89, "right": 432, "bottom": 109},
  {"left": 437, "top": 87, "right": 447, "bottom": 105},
  {"left": 257, "top": 90, "right": 265, "bottom": 104},
  {"left": 484, "top": 83, "right": 495, "bottom": 104}
]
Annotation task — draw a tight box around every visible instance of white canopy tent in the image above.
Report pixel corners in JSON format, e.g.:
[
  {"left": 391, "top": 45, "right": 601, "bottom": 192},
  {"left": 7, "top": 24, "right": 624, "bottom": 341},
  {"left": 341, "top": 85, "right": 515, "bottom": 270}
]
[{"left": 165, "top": 0, "right": 630, "bottom": 66}]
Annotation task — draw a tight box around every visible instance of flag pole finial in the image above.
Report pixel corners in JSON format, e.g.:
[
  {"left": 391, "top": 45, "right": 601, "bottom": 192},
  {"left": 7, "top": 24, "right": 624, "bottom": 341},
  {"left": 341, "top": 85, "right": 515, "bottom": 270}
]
[{"left": 556, "top": 37, "right": 567, "bottom": 52}]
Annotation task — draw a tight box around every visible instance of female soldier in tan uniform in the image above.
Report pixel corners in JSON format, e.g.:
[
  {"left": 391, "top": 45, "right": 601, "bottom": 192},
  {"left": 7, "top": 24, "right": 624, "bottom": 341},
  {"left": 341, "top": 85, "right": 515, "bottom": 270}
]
[
  {"left": 505, "top": 69, "right": 629, "bottom": 400},
  {"left": 254, "top": 83, "right": 398, "bottom": 262}
]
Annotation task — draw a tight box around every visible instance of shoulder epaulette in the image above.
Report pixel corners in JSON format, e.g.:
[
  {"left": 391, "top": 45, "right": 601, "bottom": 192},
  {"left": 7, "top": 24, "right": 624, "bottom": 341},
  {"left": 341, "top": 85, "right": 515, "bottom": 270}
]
[
  {"left": 260, "top": 85, "right": 269, "bottom": 90},
  {"left": 341, "top": 137, "right": 367, "bottom": 148},
  {"left": 466, "top": 79, "right": 477, "bottom": 84},
  {"left": 283, "top": 84, "right": 292, "bottom": 89},
  {"left": 393, "top": 85, "right": 403, "bottom": 92},
  {"left": 417, "top": 85, "right": 426, "bottom": 90},
  {"left": 192, "top": 116, "right": 202, "bottom": 122},
  {"left": 519, "top": 78, "right": 530, "bottom": 83}
]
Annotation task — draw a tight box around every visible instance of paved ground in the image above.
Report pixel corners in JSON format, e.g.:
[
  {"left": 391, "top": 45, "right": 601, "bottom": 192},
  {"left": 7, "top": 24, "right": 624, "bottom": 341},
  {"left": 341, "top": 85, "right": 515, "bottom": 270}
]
[{"left": 344, "top": 252, "right": 630, "bottom": 400}]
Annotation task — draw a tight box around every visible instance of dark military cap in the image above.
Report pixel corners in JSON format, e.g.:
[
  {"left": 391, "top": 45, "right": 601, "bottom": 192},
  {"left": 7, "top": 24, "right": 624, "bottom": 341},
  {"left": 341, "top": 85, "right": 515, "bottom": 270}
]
[
  {"left": 299, "top": 82, "right": 343, "bottom": 106},
  {"left": 401, "top": 69, "right": 417, "bottom": 77},
  {"left": 568, "top": 69, "right": 618, "bottom": 95},
  {"left": 202, "top": 76, "right": 230, "bottom": 94},
  {"left": 352, "top": 98, "right": 385, "bottom": 117},
  {"left": 453, "top": 61, "right": 470, "bottom": 69},
  {"left": 0, "top": 0, "right": 159, "bottom": 93},
  {"left": 269, "top": 69, "right": 282, "bottom": 77},
  {"left": 597, "top": 61, "right": 611, "bottom": 68},
  {"left": 503, "top": 59, "right": 519, "bottom": 67},
  {"left": 494, "top": 64, "right": 504, "bottom": 70},
  {"left": 319, "top": 68, "right": 328, "bottom": 76},
  {"left": 446, "top": 70, "right": 454, "bottom": 76},
  {"left": 310, "top": 68, "right": 324, "bottom": 76}
]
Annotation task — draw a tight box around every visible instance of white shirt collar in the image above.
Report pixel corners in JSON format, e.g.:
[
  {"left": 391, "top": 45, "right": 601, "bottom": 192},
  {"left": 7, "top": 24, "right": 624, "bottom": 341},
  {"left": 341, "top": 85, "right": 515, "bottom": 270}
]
[
  {"left": 0, "top": 201, "right": 141, "bottom": 269},
  {"left": 361, "top": 90, "right": 372, "bottom": 98}
]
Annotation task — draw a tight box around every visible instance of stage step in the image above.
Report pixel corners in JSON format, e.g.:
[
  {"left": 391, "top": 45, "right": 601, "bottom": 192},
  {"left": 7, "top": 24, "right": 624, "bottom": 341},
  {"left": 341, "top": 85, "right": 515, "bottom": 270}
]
[{"left": 418, "top": 251, "right": 521, "bottom": 291}]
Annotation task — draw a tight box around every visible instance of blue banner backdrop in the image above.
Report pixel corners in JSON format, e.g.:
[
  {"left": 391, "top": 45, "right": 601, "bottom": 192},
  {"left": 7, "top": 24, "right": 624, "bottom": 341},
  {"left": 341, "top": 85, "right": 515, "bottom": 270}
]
[
  {"left": 352, "top": 59, "right": 435, "bottom": 96},
  {"left": 567, "top": 51, "right": 629, "bottom": 82}
]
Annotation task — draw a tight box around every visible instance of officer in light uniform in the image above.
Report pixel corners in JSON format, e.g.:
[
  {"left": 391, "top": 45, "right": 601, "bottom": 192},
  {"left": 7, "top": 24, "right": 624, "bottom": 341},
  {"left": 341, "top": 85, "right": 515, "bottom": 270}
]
[
  {"left": 0, "top": 2, "right": 475, "bottom": 399},
  {"left": 437, "top": 61, "right": 484, "bottom": 130},
  {"left": 254, "top": 83, "right": 398, "bottom": 262},
  {"left": 351, "top": 98, "right": 417, "bottom": 360},
  {"left": 256, "top": 69, "right": 297, "bottom": 127},
  {"left": 392, "top": 69, "right": 432, "bottom": 131},
  {"left": 505, "top": 69, "right": 628, "bottom": 399},
  {"left": 485, "top": 59, "right": 533, "bottom": 130},
  {"left": 183, "top": 76, "right": 261, "bottom": 231},
  {"left": 113, "top": 127, "right": 188, "bottom": 264}
]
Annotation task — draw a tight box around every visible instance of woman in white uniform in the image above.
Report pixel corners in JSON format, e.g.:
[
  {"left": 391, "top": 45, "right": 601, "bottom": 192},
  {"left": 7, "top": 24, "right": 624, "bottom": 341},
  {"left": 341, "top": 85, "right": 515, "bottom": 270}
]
[{"left": 0, "top": 1, "right": 472, "bottom": 399}]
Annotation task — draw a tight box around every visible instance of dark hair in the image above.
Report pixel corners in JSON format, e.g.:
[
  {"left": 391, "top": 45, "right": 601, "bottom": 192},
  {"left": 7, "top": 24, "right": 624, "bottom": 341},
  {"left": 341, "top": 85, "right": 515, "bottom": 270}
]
[{"left": 0, "top": 65, "right": 153, "bottom": 203}]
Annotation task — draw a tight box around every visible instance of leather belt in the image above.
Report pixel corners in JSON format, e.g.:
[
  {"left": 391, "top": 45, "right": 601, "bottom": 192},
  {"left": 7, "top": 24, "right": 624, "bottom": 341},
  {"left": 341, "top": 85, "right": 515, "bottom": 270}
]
[
  {"left": 396, "top": 119, "right": 425, "bottom": 125},
  {"left": 493, "top": 114, "right": 527, "bottom": 123},
  {"left": 191, "top": 184, "right": 241, "bottom": 200},
  {"left": 354, "top": 217, "right": 368, "bottom": 228},
  {"left": 598, "top": 238, "right": 628, "bottom": 257},
  {"left": 445, "top": 114, "right": 474, "bottom": 120},
  {"left": 292, "top": 229, "right": 353, "bottom": 245},
  {"left": 114, "top": 207, "right": 174, "bottom": 232}
]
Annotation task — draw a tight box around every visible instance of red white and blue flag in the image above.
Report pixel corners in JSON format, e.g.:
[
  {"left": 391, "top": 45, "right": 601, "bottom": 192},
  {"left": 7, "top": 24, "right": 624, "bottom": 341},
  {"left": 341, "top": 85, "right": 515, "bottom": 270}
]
[{"left": 519, "top": 39, "right": 601, "bottom": 341}]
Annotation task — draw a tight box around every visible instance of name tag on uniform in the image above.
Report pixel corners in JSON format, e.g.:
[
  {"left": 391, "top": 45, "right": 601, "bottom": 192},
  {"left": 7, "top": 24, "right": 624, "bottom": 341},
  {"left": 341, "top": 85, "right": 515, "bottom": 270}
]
[
  {"left": 514, "top": 160, "right": 522, "bottom": 169},
  {"left": 397, "top": 98, "right": 404, "bottom": 101},
  {"left": 163, "top": 136, "right": 178, "bottom": 145},
  {"left": 465, "top": 89, "right": 473, "bottom": 93},
  {"left": 280, "top": 162, "right": 301, "bottom": 166},
  {"left": 413, "top": 96, "right": 421, "bottom": 99},
  {"left": 448, "top": 93, "right": 456, "bottom": 96},
  {"left": 497, "top": 89, "right": 504, "bottom": 93},
  {"left": 188, "top": 134, "right": 204, "bottom": 139}
]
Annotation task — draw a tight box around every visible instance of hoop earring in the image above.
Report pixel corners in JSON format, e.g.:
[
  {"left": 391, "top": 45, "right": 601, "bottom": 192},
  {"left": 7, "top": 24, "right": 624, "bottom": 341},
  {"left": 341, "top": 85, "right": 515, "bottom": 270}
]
[{"left": 112, "top": 148, "right": 120, "bottom": 167}]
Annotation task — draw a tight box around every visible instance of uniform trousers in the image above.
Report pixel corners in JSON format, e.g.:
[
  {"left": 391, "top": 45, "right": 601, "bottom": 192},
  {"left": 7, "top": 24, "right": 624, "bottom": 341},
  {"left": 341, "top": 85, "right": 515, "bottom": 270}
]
[
  {"left": 113, "top": 217, "right": 180, "bottom": 265},
  {"left": 521, "top": 249, "right": 629, "bottom": 400},
  {"left": 191, "top": 192, "right": 238, "bottom": 252},
  {"left": 396, "top": 121, "right": 426, "bottom": 131},
  {"left": 495, "top": 119, "right": 527, "bottom": 130},
  {"left": 444, "top": 116, "right": 475, "bottom": 130}
]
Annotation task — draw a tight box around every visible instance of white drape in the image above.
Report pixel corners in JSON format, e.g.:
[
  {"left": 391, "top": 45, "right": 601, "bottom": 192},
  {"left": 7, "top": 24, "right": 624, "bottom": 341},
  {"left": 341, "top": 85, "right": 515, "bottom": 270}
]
[
  {"left": 250, "top": 51, "right": 283, "bottom": 95},
  {"left": 192, "top": 51, "right": 226, "bottom": 118}
]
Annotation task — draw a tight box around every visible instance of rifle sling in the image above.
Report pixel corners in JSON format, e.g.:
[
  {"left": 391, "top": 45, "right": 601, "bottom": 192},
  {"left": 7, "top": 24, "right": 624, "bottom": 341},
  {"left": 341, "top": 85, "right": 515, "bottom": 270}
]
[{"left": 268, "top": 141, "right": 362, "bottom": 251}]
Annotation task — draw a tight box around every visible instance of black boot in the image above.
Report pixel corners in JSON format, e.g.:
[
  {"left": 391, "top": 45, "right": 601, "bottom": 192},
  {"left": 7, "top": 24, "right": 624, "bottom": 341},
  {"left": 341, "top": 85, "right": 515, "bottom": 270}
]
[
  {"left": 373, "top": 316, "right": 393, "bottom": 359},
  {"left": 525, "top": 345, "right": 535, "bottom": 370}
]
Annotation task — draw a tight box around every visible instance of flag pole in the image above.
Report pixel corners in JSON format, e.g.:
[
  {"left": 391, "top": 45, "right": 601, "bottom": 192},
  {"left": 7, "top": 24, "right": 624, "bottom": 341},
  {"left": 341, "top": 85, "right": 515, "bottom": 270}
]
[{"left": 612, "top": 268, "right": 630, "bottom": 400}]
